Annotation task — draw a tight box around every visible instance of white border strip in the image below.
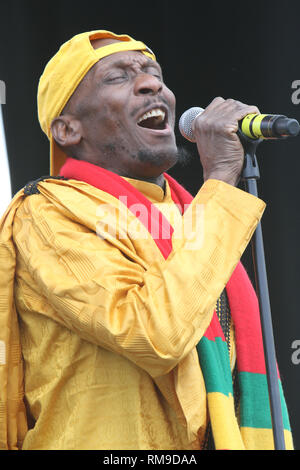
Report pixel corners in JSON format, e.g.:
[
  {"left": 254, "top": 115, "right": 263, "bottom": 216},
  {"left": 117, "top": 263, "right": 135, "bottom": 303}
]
[{"left": 0, "top": 105, "right": 12, "bottom": 217}]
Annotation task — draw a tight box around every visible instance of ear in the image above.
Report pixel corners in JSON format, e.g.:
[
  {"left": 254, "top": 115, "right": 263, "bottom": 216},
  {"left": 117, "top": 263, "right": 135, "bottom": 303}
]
[{"left": 51, "top": 115, "right": 82, "bottom": 148}]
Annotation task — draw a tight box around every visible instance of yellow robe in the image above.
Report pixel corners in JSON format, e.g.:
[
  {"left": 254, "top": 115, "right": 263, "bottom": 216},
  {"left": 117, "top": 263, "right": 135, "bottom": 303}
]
[{"left": 0, "top": 176, "right": 265, "bottom": 450}]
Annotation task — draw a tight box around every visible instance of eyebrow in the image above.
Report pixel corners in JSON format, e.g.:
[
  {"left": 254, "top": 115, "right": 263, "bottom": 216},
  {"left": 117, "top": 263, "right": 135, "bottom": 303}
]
[
  {"left": 92, "top": 55, "right": 162, "bottom": 84},
  {"left": 108, "top": 57, "right": 161, "bottom": 71}
]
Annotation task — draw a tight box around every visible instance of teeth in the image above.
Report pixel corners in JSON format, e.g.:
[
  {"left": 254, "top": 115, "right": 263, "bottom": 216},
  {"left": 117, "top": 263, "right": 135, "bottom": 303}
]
[{"left": 138, "top": 108, "right": 165, "bottom": 124}]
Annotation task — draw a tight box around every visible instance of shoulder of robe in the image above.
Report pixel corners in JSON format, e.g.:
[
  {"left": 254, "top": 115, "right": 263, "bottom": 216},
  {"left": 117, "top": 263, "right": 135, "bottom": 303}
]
[{"left": 23, "top": 175, "right": 69, "bottom": 196}]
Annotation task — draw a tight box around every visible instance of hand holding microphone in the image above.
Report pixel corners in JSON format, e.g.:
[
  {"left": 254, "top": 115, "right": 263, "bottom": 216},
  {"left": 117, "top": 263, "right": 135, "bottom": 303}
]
[
  {"left": 179, "top": 105, "right": 300, "bottom": 142},
  {"left": 179, "top": 97, "right": 300, "bottom": 187},
  {"left": 179, "top": 97, "right": 260, "bottom": 186}
]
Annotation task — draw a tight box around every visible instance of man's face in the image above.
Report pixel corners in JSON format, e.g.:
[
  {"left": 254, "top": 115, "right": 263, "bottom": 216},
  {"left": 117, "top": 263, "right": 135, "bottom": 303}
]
[{"left": 63, "top": 40, "right": 178, "bottom": 181}]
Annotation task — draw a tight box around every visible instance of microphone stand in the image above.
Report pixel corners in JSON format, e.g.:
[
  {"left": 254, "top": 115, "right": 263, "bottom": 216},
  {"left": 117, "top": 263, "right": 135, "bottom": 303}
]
[{"left": 240, "top": 133, "right": 286, "bottom": 450}]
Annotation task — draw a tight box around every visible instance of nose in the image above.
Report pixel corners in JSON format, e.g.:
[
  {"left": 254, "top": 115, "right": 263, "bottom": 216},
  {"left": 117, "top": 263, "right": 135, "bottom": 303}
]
[{"left": 134, "top": 73, "right": 163, "bottom": 96}]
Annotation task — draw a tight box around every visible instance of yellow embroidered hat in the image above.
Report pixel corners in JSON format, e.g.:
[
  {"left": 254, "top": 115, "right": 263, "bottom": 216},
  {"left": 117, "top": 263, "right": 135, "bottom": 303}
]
[{"left": 37, "top": 30, "right": 156, "bottom": 176}]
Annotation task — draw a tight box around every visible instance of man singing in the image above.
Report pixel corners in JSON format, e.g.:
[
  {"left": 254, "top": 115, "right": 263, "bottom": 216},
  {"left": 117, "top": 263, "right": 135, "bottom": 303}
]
[{"left": 0, "top": 29, "right": 293, "bottom": 450}]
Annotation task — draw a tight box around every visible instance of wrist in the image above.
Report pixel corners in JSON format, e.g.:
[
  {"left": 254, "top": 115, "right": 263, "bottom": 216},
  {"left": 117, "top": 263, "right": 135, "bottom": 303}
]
[{"left": 204, "top": 171, "right": 240, "bottom": 187}]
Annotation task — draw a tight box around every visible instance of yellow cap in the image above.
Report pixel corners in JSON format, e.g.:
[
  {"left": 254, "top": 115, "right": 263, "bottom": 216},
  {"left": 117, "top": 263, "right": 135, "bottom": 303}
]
[{"left": 37, "top": 30, "right": 156, "bottom": 176}]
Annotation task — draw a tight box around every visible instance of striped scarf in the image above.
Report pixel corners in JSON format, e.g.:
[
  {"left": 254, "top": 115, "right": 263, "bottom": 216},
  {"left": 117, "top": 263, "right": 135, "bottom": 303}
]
[{"left": 60, "top": 157, "right": 293, "bottom": 450}]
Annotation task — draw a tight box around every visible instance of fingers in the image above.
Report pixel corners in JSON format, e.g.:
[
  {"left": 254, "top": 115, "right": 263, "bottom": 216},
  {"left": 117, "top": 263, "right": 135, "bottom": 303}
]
[
  {"left": 220, "top": 98, "right": 260, "bottom": 121},
  {"left": 193, "top": 97, "right": 260, "bottom": 135},
  {"left": 204, "top": 97, "right": 260, "bottom": 119},
  {"left": 204, "top": 96, "right": 226, "bottom": 112}
]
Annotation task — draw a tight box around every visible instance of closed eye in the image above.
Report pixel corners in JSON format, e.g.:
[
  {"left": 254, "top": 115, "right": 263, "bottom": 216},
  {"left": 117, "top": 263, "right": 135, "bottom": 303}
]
[
  {"left": 105, "top": 74, "right": 127, "bottom": 82},
  {"left": 143, "top": 61, "right": 163, "bottom": 82},
  {"left": 143, "top": 67, "right": 163, "bottom": 81}
]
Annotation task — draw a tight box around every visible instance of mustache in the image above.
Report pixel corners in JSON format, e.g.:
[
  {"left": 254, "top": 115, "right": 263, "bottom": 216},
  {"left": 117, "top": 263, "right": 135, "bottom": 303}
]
[{"left": 130, "top": 97, "right": 171, "bottom": 118}]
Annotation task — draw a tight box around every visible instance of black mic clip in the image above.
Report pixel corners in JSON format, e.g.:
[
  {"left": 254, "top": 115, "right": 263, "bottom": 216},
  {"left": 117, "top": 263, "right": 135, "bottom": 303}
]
[{"left": 238, "top": 129, "right": 262, "bottom": 181}]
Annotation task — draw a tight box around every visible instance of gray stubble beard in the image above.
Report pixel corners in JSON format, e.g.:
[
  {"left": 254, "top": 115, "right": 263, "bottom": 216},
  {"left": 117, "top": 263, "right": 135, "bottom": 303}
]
[{"left": 136, "top": 145, "right": 193, "bottom": 168}]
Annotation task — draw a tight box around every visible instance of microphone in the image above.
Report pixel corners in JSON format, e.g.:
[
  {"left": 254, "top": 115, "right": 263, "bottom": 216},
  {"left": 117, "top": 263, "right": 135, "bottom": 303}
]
[{"left": 179, "top": 106, "right": 300, "bottom": 142}]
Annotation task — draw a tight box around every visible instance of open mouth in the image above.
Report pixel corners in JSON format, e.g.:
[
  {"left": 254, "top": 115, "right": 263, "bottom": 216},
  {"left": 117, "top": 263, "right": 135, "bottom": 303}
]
[{"left": 137, "top": 107, "right": 167, "bottom": 131}]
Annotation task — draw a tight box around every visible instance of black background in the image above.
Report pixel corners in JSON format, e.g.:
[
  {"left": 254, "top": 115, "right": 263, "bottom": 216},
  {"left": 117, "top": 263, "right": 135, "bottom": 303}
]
[{"left": 1, "top": 0, "right": 299, "bottom": 449}]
